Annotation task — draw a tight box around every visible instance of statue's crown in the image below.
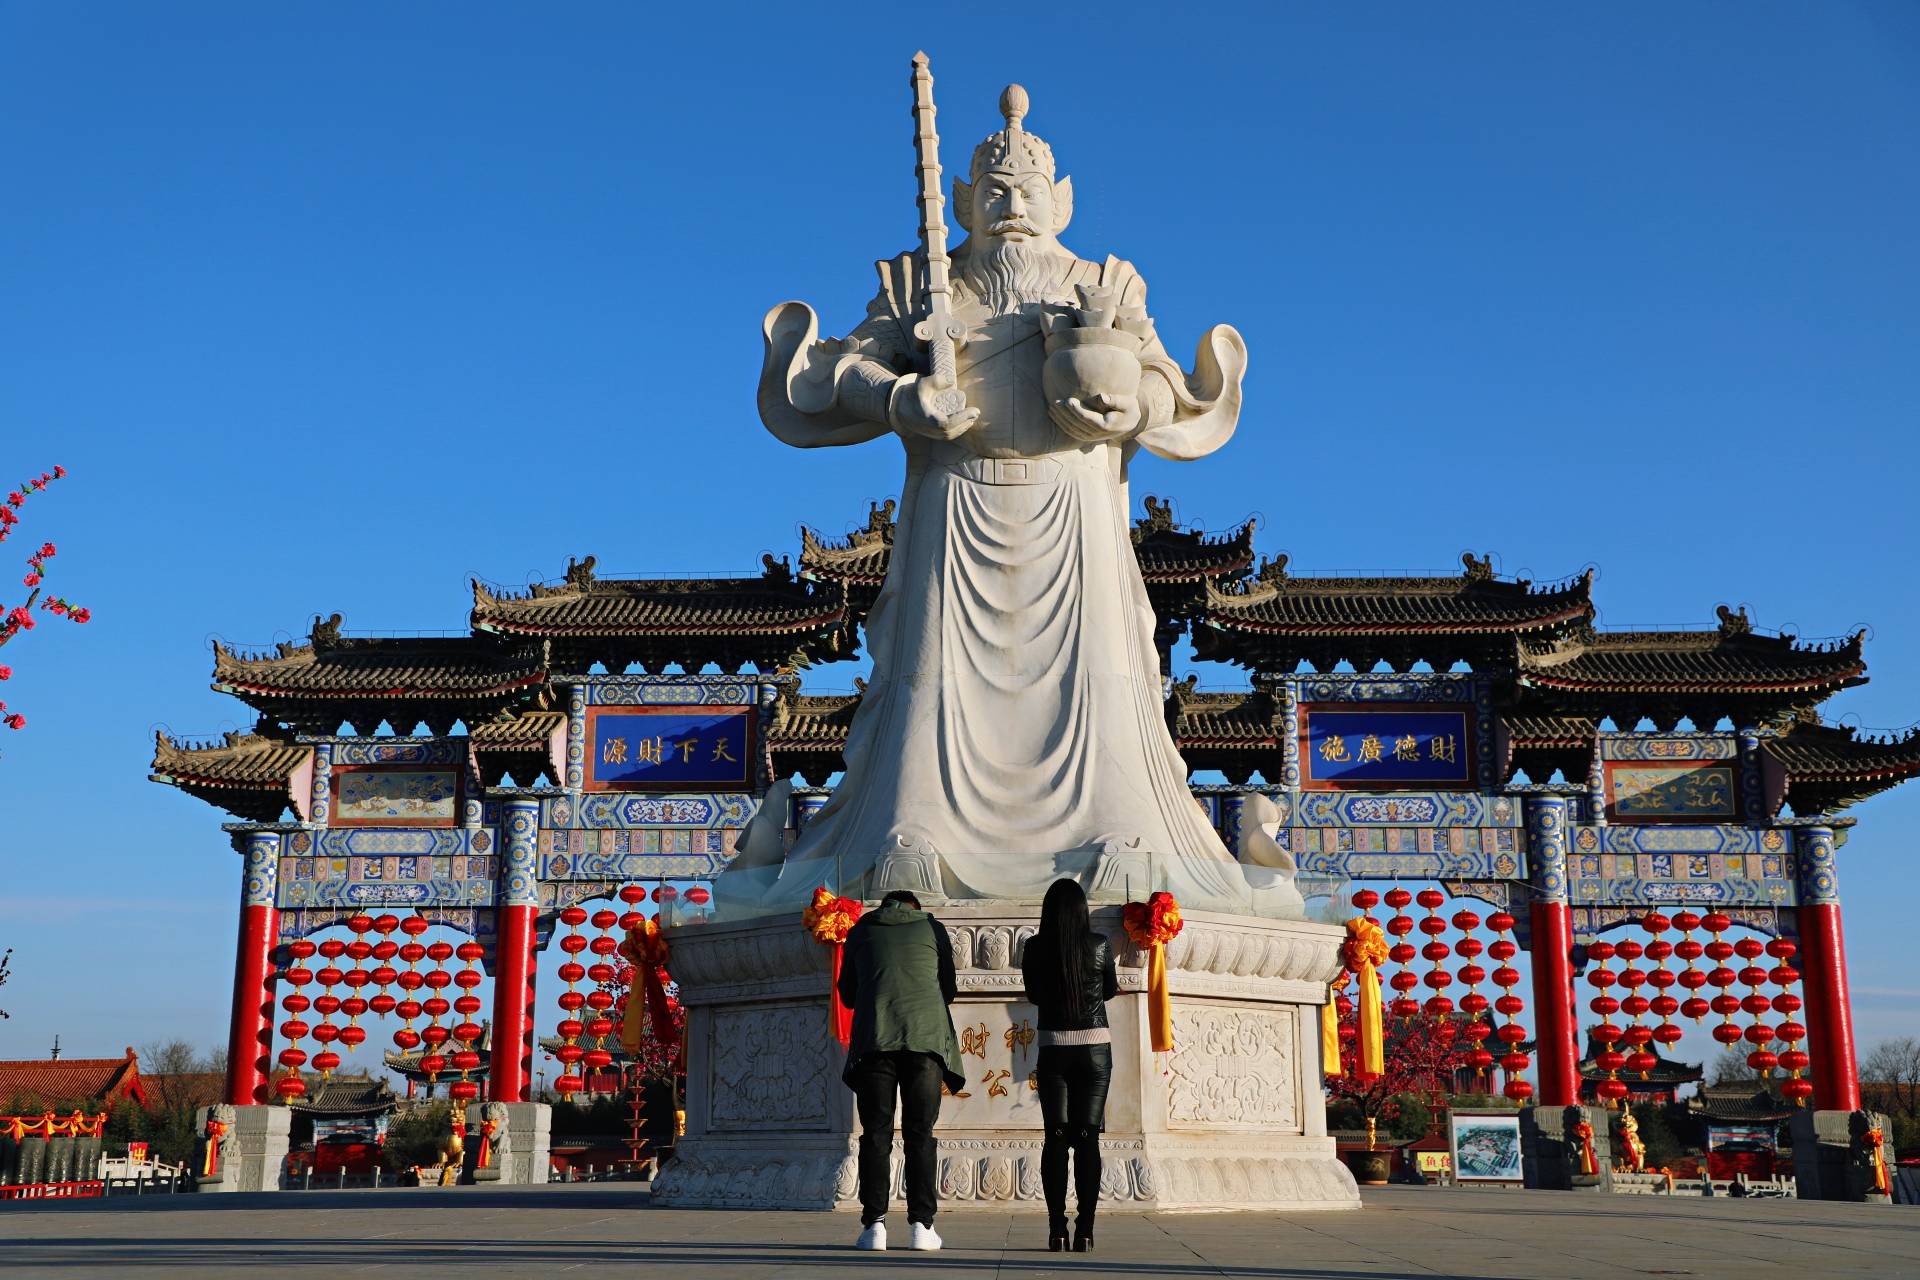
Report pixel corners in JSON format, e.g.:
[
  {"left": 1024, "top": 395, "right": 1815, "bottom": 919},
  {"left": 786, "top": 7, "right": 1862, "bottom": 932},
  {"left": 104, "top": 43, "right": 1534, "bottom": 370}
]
[{"left": 969, "top": 85, "right": 1055, "bottom": 182}]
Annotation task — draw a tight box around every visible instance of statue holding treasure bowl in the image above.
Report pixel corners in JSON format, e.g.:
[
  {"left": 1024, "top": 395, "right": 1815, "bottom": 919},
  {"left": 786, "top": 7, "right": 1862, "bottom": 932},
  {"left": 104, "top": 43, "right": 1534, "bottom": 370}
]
[{"left": 750, "top": 55, "right": 1292, "bottom": 912}]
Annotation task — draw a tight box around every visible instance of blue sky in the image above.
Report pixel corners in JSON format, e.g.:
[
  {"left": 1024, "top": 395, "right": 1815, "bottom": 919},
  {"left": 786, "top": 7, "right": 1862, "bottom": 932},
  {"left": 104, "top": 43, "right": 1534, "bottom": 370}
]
[{"left": 1, "top": 4, "right": 1917, "bottom": 1078}]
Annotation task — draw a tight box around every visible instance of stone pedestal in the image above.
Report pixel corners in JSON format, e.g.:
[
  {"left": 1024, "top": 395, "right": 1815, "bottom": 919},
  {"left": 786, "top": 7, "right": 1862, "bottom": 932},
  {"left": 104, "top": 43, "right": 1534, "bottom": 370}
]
[
  {"left": 494, "top": 1102, "right": 551, "bottom": 1186},
  {"left": 1791, "top": 1108, "right": 1893, "bottom": 1202},
  {"left": 1520, "top": 1105, "right": 1613, "bottom": 1191},
  {"left": 653, "top": 903, "right": 1358, "bottom": 1212},
  {"left": 193, "top": 1104, "right": 289, "bottom": 1193}
]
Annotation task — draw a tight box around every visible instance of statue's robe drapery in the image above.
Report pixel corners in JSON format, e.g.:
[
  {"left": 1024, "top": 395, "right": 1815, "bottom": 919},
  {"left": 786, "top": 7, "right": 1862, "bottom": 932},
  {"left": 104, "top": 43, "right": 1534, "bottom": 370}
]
[{"left": 748, "top": 249, "right": 1290, "bottom": 912}]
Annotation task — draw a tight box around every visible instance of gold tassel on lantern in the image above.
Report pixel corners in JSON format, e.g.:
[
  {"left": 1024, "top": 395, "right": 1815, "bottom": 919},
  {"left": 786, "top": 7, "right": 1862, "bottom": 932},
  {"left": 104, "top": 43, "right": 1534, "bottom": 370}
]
[{"left": 1341, "top": 917, "right": 1387, "bottom": 1080}]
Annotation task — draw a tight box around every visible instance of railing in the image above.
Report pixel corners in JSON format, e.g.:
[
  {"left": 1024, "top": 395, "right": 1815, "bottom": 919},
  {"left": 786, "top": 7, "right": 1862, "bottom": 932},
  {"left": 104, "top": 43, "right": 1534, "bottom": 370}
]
[{"left": 0, "top": 1180, "right": 106, "bottom": 1200}]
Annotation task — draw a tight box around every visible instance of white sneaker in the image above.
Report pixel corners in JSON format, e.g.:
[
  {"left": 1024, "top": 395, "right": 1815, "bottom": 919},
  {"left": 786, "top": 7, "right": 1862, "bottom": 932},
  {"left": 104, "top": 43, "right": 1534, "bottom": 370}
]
[
  {"left": 909, "top": 1222, "right": 942, "bottom": 1251},
  {"left": 855, "top": 1222, "right": 887, "bottom": 1251}
]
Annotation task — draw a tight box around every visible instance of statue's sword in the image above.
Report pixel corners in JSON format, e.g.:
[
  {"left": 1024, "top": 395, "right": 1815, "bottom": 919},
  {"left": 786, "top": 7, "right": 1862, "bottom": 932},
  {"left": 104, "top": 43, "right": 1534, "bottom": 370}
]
[{"left": 909, "top": 52, "right": 967, "bottom": 416}]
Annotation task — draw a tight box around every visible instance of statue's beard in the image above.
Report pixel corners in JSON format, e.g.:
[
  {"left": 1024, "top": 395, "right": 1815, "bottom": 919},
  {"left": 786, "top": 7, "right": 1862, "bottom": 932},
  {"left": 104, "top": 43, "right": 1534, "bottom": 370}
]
[{"left": 959, "top": 237, "right": 1064, "bottom": 314}]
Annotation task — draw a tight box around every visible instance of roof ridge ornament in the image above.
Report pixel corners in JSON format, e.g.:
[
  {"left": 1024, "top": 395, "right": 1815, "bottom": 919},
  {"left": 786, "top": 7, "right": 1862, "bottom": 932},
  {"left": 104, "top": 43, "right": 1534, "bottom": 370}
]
[
  {"left": 1716, "top": 604, "right": 1752, "bottom": 636},
  {"left": 564, "top": 555, "right": 598, "bottom": 588},
  {"left": 311, "top": 612, "right": 344, "bottom": 649},
  {"left": 1462, "top": 552, "right": 1495, "bottom": 583}
]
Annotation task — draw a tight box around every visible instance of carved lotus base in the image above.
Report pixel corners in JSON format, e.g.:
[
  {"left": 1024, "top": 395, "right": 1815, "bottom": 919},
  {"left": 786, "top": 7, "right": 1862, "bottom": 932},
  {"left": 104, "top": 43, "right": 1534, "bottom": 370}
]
[{"left": 652, "top": 902, "right": 1359, "bottom": 1212}]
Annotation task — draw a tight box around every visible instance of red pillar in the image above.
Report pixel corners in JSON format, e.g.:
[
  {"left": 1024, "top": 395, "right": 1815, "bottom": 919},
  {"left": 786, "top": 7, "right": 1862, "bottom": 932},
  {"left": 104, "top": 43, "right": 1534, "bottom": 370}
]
[
  {"left": 1529, "top": 900, "right": 1580, "bottom": 1106},
  {"left": 1800, "top": 904, "right": 1860, "bottom": 1111},
  {"left": 1525, "top": 795, "right": 1580, "bottom": 1107},
  {"left": 489, "top": 905, "right": 538, "bottom": 1102},
  {"left": 489, "top": 798, "right": 541, "bottom": 1103},
  {"left": 224, "top": 832, "right": 282, "bottom": 1106},
  {"left": 1795, "top": 826, "right": 1860, "bottom": 1111}
]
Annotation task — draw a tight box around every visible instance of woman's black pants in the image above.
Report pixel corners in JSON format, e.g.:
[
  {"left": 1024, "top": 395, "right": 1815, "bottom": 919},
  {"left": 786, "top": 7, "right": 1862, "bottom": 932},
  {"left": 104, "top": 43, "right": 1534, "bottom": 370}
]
[{"left": 1033, "top": 1043, "right": 1112, "bottom": 1229}]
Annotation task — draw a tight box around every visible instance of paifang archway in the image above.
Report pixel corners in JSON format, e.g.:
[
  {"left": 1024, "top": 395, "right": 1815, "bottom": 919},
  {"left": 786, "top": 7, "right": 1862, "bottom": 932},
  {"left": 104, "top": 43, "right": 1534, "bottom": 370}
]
[{"left": 151, "top": 503, "right": 1919, "bottom": 1195}]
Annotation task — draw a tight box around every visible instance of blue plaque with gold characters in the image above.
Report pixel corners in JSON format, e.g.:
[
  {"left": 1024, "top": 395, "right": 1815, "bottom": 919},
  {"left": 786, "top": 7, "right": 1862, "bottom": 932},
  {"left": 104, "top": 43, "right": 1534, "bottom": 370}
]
[
  {"left": 584, "top": 705, "right": 754, "bottom": 792},
  {"left": 1299, "top": 704, "right": 1475, "bottom": 789}
]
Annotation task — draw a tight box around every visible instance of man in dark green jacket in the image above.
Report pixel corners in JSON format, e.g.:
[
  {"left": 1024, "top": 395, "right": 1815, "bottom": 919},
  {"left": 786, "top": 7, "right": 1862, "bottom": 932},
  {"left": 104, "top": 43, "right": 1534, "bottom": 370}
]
[{"left": 837, "top": 889, "right": 965, "bottom": 1251}]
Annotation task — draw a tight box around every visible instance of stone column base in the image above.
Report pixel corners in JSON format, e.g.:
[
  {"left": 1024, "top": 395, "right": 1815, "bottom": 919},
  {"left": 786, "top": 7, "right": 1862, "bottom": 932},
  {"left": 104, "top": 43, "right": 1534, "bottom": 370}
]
[
  {"left": 653, "top": 903, "right": 1359, "bottom": 1213},
  {"left": 193, "top": 1105, "right": 290, "bottom": 1193},
  {"left": 1791, "top": 1108, "right": 1893, "bottom": 1202},
  {"left": 1520, "top": 1104, "right": 1613, "bottom": 1191},
  {"left": 485, "top": 1102, "right": 551, "bottom": 1185}
]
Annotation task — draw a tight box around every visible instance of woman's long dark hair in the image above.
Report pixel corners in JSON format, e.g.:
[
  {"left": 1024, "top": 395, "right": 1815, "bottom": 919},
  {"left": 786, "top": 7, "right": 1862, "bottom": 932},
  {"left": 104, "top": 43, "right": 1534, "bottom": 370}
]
[{"left": 1038, "top": 878, "right": 1096, "bottom": 1019}]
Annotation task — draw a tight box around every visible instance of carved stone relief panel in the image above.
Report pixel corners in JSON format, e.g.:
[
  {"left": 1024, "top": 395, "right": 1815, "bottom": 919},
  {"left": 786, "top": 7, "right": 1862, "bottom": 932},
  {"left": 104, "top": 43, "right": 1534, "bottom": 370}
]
[
  {"left": 708, "top": 1002, "right": 832, "bottom": 1131},
  {"left": 1165, "top": 1003, "right": 1299, "bottom": 1131}
]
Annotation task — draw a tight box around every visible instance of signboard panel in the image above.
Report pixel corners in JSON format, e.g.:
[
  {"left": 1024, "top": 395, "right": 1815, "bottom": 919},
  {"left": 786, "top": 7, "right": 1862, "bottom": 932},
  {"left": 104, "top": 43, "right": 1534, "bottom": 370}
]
[
  {"left": 1299, "top": 704, "right": 1476, "bottom": 790},
  {"left": 1448, "top": 1110, "right": 1523, "bottom": 1184},
  {"left": 329, "top": 765, "right": 462, "bottom": 828},
  {"left": 583, "top": 705, "right": 754, "bottom": 792},
  {"left": 1603, "top": 761, "right": 1738, "bottom": 823}
]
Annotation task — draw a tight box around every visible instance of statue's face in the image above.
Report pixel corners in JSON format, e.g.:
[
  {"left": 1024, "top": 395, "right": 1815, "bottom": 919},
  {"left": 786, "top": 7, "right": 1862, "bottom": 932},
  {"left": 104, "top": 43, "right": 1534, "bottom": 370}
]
[{"left": 971, "top": 169, "right": 1056, "bottom": 244}]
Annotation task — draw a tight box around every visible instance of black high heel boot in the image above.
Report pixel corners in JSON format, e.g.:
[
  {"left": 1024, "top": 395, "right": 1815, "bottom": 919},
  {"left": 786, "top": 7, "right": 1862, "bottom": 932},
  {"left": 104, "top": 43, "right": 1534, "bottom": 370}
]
[
  {"left": 1072, "top": 1224, "right": 1095, "bottom": 1253},
  {"left": 1048, "top": 1219, "right": 1069, "bottom": 1252}
]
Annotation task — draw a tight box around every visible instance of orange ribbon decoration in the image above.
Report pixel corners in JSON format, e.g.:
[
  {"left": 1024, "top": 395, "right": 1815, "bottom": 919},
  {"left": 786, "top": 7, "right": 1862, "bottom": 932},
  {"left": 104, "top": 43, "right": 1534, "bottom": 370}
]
[
  {"left": 201, "top": 1120, "right": 226, "bottom": 1178},
  {"left": 1, "top": 1110, "right": 104, "bottom": 1140},
  {"left": 1571, "top": 1119, "right": 1598, "bottom": 1175},
  {"left": 1123, "top": 892, "right": 1185, "bottom": 1052},
  {"left": 1864, "top": 1127, "right": 1891, "bottom": 1195},
  {"left": 618, "top": 919, "right": 674, "bottom": 1056},
  {"left": 1340, "top": 918, "right": 1388, "bottom": 1080},
  {"left": 803, "top": 888, "right": 864, "bottom": 1047},
  {"left": 475, "top": 1117, "right": 496, "bottom": 1170}
]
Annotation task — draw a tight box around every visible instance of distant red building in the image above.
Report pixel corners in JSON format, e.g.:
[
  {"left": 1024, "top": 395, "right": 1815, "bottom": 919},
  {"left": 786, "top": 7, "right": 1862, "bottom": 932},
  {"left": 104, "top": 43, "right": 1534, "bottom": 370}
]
[{"left": 0, "top": 1046, "right": 148, "bottom": 1111}]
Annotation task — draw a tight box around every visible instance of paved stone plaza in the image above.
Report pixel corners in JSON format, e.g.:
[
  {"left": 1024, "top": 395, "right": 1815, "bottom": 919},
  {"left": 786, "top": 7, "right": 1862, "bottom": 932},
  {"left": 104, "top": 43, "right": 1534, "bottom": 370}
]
[{"left": 2, "top": 1184, "right": 1913, "bottom": 1278}]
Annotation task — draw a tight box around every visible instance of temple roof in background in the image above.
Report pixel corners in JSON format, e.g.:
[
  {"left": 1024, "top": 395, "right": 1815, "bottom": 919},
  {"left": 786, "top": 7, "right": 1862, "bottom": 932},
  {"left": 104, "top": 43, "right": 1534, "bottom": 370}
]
[{"left": 153, "top": 497, "right": 1914, "bottom": 817}]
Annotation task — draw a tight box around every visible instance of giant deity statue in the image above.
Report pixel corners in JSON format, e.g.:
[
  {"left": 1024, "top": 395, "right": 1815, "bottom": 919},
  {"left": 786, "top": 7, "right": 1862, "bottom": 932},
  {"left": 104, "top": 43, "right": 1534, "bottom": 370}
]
[{"left": 750, "top": 58, "right": 1293, "bottom": 913}]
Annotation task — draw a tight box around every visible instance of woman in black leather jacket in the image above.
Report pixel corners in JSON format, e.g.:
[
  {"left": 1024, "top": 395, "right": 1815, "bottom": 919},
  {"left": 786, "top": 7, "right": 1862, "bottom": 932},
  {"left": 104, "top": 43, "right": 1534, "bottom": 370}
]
[{"left": 1021, "top": 878, "right": 1119, "bottom": 1252}]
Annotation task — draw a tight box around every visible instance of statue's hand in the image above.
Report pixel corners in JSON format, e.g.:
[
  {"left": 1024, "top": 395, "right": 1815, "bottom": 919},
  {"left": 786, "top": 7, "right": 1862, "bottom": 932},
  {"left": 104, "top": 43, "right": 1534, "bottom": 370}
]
[
  {"left": 1049, "top": 392, "right": 1142, "bottom": 443},
  {"left": 890, "top": 374, "right": 981, "bottom": 441}
]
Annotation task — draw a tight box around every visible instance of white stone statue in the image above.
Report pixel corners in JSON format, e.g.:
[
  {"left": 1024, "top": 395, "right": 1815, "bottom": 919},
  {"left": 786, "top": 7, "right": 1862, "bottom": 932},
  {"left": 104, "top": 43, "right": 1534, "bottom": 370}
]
[{"left": 746, "top": 60, "right": 1296, "bottom": 914}]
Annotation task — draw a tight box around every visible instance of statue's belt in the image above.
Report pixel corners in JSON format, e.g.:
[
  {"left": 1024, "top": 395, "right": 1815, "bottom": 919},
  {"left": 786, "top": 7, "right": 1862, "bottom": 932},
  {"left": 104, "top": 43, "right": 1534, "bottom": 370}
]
[{"left": 942, "top": 454, "right": 1063, "bottom": 486}]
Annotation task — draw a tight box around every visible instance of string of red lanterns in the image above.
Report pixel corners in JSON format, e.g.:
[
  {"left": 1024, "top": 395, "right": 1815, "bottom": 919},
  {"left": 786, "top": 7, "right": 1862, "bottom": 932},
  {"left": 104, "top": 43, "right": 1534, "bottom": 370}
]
[
  {"left": 552, "top": 904, "right": 590, "bottom": 1098},
  {"left": 1487, "top": 910, "right": 1531, "bottom": 1101}
]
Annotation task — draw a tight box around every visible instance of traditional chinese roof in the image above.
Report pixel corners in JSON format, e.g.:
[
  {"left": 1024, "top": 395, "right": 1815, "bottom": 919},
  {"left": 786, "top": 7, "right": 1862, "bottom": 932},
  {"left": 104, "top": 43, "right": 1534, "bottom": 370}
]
[
  {"left": 1689, "top": 1084, "right": 1795, "bottom": 1123},
  {"left": 213, "top": 615, "right": 545, "bottom": 735},
  {"left": 0, "top": 1047, "right": 146, "bottom": 1110},
  {"left": 767, "top": 689, "right": 863, "bottom": 786},
  {"left": 1763, "top": 719, "right": 1920, "bottom": 815},
  {"left": 1194, "top": 555, "right": 1596, "bottom": 673},
  {"left": 469, "top": 710, "right": 568, "bottom": 787},
  {"left": 384, "top": 1024, "right": 492, "bottom": 1084},
  {"left": 1578, "top": 1037, "right": 1703, "bottom": 1088},
  {"left": 1516, "top": 610, "right": 1867, "bottom": 730},
  {"left": 799, "top": 498, "right": 1256, "bottom": 645},
  {"left": 798, "top": 501, "right": 896, "bottom": 613},
  {"left": 1130, "top": 498, "right": 1258, "bottom": 586},
  {"left": 1501, "top": 714, "right": 1600, "bottom": 786},
  {"left": 472, "top": 555, "right": 853, "bottom": 673},
  {"left": 288, "top": 1072, "right": 399, "bottom": 1118},
  {"left": 149, "top": 730, "right": 312, "bottom": 822},
  {"left": 1167, "top": 680, "right": 1282, "bottom": 784}
]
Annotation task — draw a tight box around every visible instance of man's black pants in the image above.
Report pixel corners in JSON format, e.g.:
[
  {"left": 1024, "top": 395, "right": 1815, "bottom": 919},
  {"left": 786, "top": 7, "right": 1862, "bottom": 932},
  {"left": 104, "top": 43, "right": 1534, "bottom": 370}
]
[{"left": 851, "top": 1049, "right": 943, "bottom": 1226}]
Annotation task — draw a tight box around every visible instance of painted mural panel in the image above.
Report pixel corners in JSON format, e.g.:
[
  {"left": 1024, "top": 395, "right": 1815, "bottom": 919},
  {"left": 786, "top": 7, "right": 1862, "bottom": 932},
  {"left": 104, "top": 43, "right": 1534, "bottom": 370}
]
[
  {"left": 583, "top": 705, "right": 754, "bottom": 791},
  {"left": 1298, "top": 704, "right": 1476, "bottom": 790},
  {"left": 1603, "top": 761, "right": 1737, "bottom": 823},
  {"left": 329, "top": 765, "right": 462, "bottom": 827}
]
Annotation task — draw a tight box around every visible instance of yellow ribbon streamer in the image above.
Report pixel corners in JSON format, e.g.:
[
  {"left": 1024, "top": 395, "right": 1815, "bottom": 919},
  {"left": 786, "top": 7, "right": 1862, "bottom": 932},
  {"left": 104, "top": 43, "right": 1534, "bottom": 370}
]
[
  {"left": 1340, "top": 917, "right": 1387, "bottom": 1081},
  {"left": 1146, "top": 942, "right": 1173, "bottom": 1053},
  {"left": 1123, "top": 893, "right": 1184, "bottom": 1053},
  {"left": 1866, "top": 1127, "right": 1891, "bottom": 1195}
]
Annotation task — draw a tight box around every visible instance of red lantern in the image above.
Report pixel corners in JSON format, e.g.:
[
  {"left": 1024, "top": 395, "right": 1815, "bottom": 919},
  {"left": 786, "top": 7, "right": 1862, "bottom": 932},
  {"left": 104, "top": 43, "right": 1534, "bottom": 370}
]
[{"left": 685, "top": 886, "right": 712, "bottom": 906}]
